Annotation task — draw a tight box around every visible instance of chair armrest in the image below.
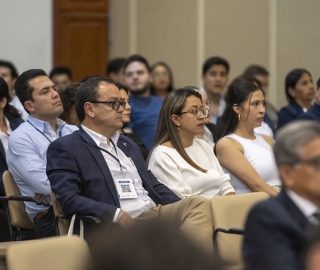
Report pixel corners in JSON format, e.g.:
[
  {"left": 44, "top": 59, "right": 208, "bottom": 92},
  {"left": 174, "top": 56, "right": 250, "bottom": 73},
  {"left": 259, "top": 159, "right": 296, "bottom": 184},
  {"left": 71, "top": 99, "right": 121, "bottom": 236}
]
[
  {"left": 213, "top": 227, "right": 245, "bottom": 259},
  {"left": 56, "top": 214, "right": 101, "bottom": 224},
  {"left": 7, "top": 196, "right": 49, "bottom": 206}
]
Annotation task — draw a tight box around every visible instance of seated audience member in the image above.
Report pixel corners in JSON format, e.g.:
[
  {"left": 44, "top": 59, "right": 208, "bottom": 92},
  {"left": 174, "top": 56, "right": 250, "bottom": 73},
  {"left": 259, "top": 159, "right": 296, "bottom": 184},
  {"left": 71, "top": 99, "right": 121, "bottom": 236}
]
[
  {"left": 148, "top": 88, "right": 235, "bottom": 199},
  {"left": 46, "top": 77, "right": 214, "bottom": 253},
  {"left": 89, "top": 221, "right": 218, "bottom": 270},
  {"left": 230, "top": 75, "right": 275, "bottom": 137},
  {"left": 243, "top": 64, "right": 278, "bottom": 128},
  {"left": 243, "top": 120, "right": 320, "bottom": 270},
  {"left": 0, "top": 60, "right": 28, "bottom": 120},
  {"left": 124, "top": 55, "right": 163, "bottom": 150},
  {"left": 49, "top": 66, "right": 73, "bottom": 91},
  {"left": 186, "top": 86, "right": 217, "bottom": 146},
  {"left": 106, "top": 57, "right": 126, "bottom": 86},
  {"left": 7, "top": 69, "right": 78, "bottom": 238},
  {"left": 115, "top": 82, "right": 149, "bottom": 160},
  {"left": 150, "top": 62, "right": 174, "bottom": 98},
  {"left": 201, "top": 56, "right": 229, "bottom": 124},
  {"left": 298, "top": 77, "right": 320, "bottom": 122},
  {"left": 58, "top": 83, "right": 80, "bottom": 126},
  {"left": 215, "top": 79, "right": 280, "bottom": 196},
  {"left": 0, "top": 78, "right": 24, "bottom": 195},
  {"left": 278, "top": 68, "right": 315, "bottom": 129}
]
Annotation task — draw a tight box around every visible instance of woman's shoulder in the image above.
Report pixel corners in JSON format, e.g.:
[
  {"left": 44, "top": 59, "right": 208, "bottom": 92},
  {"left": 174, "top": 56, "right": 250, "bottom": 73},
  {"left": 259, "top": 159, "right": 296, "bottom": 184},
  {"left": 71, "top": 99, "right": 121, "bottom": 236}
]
[{"left": 216, "top": 136, "right": 243, "bottom": 152}]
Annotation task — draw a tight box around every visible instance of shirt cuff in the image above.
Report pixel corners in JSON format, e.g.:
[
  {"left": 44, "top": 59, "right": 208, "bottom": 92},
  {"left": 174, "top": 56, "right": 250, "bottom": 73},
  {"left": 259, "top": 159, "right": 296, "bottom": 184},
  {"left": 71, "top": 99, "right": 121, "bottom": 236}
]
[{"left": 113, "top": 208, "right": 121, "bottom": 223}]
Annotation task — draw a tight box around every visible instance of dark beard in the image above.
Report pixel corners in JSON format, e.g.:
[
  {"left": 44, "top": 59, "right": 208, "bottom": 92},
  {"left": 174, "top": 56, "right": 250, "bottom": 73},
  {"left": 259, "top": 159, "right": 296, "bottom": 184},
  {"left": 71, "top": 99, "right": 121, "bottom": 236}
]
[{"left": 129, "top": 86, "right": 150, "bottom": 96}]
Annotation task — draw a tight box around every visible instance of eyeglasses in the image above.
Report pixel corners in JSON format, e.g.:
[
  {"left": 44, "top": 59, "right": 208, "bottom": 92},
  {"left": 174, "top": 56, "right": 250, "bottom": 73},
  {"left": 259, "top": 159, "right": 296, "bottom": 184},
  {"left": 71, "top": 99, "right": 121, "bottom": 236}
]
[
  {"left": 179, "top": 107, "right": 209, "bottom": 118},
  {"left": 90, "top": 100, "right": 126, "bottom": 110},
  {"left": 288, "top": 155, "right": 320, "bottom": 170}
]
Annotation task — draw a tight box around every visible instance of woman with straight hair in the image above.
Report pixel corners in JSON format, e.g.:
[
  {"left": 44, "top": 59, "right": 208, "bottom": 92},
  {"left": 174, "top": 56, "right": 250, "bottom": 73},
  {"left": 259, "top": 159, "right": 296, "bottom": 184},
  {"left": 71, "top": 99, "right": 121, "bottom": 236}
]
[
  {"left": 277, "top": 68, "right": 315, "bottom": 129},
  {"left": 150, "top": 62, "right": 174, "bottom": 98},
  {"left": 215, "top": 78, "right": 280, "bottom": 196},
  {"left": 148, "top": 88, "right": 234, "bottom": 199},
  {"left": 0, "top": 77, "right": 23, "bottom": 196},
  {"left": 115, "top": 82, "right": 149, "bottom": 161}
]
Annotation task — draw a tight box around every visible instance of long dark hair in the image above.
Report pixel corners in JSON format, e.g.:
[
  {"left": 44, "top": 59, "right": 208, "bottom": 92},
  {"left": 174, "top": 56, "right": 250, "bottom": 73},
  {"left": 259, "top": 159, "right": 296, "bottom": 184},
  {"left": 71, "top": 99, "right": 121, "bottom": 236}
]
[
  {"left": 285, "top": 68, "right": 311, "bottom": 103},
  {"left": 216, "top": 78, "right": 261, "bottom": 141},
  {"left": 0, "top": 77, "right": 21, "bottom": 118},
  {"left": 149, "top": 88, "right": 207, "bottom": 172},
  {"left": 150, "top": 62, "right": 174, "bottom": 95}
]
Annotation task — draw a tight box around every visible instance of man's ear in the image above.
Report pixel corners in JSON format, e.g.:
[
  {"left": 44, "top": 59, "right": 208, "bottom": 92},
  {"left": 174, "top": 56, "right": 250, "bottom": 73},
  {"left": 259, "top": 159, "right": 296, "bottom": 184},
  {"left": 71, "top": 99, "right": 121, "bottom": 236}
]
[
  {"left": 278, "top": 164, "right": 295, "bottom": 189},
  {"left": 24, "top": 101, "right": 35, "bottom": 113},
  {"left": 84, "top": 102, "right": 94, "bottom": 118},
  {"left": 170, "top": 114, "right": 180, "bottom": 127}
]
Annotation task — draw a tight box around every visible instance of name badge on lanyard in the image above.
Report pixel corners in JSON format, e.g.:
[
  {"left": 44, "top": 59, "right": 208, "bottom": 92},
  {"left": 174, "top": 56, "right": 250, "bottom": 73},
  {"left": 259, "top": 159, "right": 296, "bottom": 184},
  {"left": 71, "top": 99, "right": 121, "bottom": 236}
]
[{"left": 115, "top": 178, "right": 138, "bottom": 199}]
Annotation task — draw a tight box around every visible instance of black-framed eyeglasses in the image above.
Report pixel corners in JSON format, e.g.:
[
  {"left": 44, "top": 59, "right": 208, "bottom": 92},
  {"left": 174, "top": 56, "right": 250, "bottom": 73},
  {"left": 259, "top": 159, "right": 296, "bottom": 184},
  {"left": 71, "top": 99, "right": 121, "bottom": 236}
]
[
  {"left": 90, "top": 100, "right": 126, "bottom": 110},
  {"left": 179, "top": 107, "right": 209, "bottom": 118},
  {"left": 288, "top": 155, "right": 320, "bottom": 170}
]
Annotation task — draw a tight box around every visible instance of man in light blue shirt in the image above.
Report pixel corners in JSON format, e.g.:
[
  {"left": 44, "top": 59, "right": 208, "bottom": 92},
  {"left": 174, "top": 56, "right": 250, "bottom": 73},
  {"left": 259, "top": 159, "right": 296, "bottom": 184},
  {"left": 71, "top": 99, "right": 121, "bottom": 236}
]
[{"left": 7, "top": 69, "right": 77, "bottom": 238}]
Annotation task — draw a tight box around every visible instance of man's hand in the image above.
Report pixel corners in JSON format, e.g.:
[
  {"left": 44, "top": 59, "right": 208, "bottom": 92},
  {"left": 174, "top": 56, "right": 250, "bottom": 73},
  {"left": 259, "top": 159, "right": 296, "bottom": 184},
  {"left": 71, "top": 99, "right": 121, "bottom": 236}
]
[
  {"left": 34, "top": 192, "right": 45, "bottom": 199},
  {"left": 117, "top": 211, "right": 136, "bottom": 228}
]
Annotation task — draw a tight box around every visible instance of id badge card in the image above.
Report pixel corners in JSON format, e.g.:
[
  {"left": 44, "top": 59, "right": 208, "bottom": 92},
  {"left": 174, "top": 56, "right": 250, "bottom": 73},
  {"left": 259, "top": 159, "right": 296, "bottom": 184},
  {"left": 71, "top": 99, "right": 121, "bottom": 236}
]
[{"left": 115, "top": 178, "right": 138, "bottom": 199}]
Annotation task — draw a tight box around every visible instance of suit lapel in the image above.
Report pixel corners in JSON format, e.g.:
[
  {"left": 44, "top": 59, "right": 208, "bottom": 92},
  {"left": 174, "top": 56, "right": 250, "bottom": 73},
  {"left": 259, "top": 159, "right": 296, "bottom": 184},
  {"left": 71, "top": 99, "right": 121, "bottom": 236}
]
[
  {"left": 79, "top": 128, "right": 120, "bottom": 207},
  {"left": 0, "top": 141, "right": 6, "bottom": 164}
]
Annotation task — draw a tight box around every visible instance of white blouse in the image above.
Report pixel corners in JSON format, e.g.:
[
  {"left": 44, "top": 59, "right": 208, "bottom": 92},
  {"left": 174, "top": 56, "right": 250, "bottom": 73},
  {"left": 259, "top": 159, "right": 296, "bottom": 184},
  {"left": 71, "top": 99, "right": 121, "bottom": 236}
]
[{"left": 148, "top": 138, "right": 234, "bottom": 199}]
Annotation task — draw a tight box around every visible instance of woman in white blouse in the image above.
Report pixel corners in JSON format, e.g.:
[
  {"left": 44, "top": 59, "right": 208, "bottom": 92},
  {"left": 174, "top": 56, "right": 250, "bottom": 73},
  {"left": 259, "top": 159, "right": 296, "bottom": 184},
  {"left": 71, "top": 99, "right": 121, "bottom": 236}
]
[{"left": 148, "top": 87, "right": 235, "bottom": 199}]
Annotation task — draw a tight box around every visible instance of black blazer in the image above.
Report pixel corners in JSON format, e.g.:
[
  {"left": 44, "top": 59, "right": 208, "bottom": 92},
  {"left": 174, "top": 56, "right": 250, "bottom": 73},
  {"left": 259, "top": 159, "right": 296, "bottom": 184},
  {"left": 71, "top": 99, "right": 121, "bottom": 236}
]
[
  {"left": 243, "top": 189, "right": 311, "bottom": 270},
  {"left": 46, "top": 128, "right": 180, "bottom": 224}
]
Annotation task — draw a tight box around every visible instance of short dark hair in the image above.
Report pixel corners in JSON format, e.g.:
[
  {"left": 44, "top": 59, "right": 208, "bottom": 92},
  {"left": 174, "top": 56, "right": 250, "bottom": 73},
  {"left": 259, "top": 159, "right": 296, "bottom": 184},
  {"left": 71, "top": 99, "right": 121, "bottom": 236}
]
[
  {"left": 285, "top": 68, "right": 311, "bottom": 103},
  {"left": 0, "top": 60, "right": 19, "bottom": 79},
  {"left": 114, "top": 82, "right": 128, "bottom": 93},
  {"left": 75, "top": 76, "right": 115, "bottom": 122},
  {"left": 124, "top": 55, "right": 151, "bottom": 72},
  {"left": 202, "top": 56, "right": 229, "bottom": 75},
  {"left": 49, "top": 66, "right": 72, "bottom": 80},
  {"left": 106, "top": 58, "right": 126, "bottom": 76},
  {"left": 243, "top": 65, "right": 269, "bottom": 77},
  {"left": 15, "top": 69, "right": 47, "bottom": 110}
]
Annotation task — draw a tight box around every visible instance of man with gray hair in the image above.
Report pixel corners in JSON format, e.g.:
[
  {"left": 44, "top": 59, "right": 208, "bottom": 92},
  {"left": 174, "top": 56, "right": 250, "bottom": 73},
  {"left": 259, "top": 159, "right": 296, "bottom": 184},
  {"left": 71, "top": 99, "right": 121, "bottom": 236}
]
[{"left": 243, "top": 120, "right": 320, "bottom": 270}]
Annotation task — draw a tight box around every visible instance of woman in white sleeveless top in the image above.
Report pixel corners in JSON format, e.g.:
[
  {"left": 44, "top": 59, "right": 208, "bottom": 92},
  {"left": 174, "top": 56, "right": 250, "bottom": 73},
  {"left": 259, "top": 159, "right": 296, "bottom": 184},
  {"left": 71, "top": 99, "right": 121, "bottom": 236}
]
[
  {"left": 148, "top": 88, "right": 235, "bottom": 199},
  {"left": 215, "top": 78, "right": 281, "bottom": 196}
]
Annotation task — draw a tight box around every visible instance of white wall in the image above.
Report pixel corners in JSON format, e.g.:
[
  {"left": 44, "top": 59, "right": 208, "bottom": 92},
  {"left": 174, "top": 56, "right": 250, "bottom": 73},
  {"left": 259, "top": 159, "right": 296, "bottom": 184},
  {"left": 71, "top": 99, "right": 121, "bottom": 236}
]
[{"left": 0, "top": 0, "right": 52, "bottom": 75}]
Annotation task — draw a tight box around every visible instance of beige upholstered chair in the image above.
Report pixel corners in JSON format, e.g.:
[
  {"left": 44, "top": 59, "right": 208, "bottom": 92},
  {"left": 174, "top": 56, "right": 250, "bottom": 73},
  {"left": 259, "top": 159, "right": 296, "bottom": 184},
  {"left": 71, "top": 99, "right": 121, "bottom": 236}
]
[
  {"left": 6, "top": 236, "right": 91, "bottom": 270},
  {"left": 51, "top": 192, "right": 102, "bottom": 236},
  {"left": 211, "top": 192, "right": 269, "bottom": 270},
  {"left": 2, "top": 171, "right": 49, "bottom": 240}
]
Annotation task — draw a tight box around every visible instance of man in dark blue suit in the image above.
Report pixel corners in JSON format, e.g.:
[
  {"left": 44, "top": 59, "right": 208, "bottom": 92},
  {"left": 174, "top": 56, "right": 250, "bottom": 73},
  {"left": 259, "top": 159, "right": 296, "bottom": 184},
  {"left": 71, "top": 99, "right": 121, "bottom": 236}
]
[
  {"left": 46, "top": 77, "right": 214, "bottom": 253},
  {"left": 243, "top": 120, "right": 320, "bottom": 270}
]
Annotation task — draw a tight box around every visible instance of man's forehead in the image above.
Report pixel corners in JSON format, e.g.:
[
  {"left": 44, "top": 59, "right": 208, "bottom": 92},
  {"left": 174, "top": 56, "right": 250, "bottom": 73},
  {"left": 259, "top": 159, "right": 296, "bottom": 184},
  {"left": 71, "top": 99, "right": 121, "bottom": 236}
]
[
  {"left": 0, "top": 66, "right": 11, "bottom": 75},
  {"left": 98, "top": 82, "right": 120, "bottom": 98},
  {"left": 125, "top": 61, "right": 148, "bottom": 72},
  {"left": 29, "top": 76, "right": 53, "bottom": 88}
]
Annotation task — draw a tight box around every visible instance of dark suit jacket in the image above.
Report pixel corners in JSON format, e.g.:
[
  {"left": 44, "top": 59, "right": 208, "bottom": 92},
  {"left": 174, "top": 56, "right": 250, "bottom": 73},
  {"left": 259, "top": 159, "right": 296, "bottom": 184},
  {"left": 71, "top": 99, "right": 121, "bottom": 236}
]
[
  {"left": 277, "top": 101, "right": 304, "bottom": 130},
  {"left": 0, "top": 114, "right": 24, "bottom": 196},
  {"left": 46, "top": 128, "right": 180, "bottom": 224},
  {"left": 297, "top": 103, "right": 320, "bottom": 122},
  {"left": 243, "top": 189, "right": 311, "bottom": 270}
]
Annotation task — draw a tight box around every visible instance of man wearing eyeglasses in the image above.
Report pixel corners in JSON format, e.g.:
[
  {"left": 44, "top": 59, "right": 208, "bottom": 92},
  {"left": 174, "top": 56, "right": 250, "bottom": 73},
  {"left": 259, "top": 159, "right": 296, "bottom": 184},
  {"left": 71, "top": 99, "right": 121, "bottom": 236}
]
[
  {"left": 243, "top": 120, "right": 320, "bottom": 270},
  {"left": 46, "top": 77, "right": 214, "bottom": 253}
]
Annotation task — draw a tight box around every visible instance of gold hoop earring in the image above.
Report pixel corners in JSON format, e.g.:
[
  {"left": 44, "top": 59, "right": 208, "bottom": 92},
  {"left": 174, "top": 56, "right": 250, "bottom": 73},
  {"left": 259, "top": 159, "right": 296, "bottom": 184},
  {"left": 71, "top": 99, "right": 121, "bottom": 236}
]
[{"left": 238, "top": 114, "right": 241, "bottom": 121}]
